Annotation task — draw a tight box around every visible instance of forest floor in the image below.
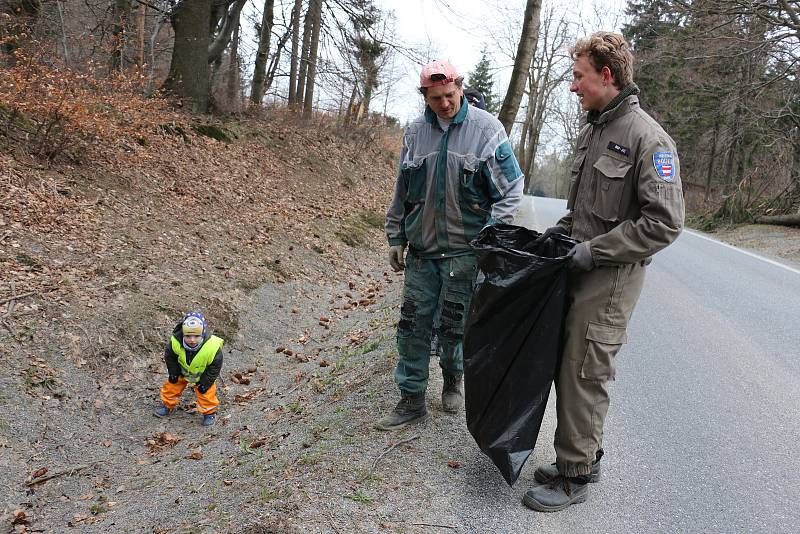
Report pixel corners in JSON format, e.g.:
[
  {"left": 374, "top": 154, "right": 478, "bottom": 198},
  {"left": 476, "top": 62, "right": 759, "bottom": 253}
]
[{"left": 2, "top": 106, "right": 799, "bottom": 534}]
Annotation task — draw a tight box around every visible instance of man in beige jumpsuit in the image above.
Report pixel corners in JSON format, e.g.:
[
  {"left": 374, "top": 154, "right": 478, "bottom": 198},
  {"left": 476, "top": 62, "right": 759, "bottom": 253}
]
[{"left": 522, "top": 32, "right": 685, "bottom": 512}]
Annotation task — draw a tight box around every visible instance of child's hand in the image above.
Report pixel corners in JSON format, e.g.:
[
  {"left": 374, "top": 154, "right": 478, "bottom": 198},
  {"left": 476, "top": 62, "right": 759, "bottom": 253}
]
[{"left": 168, "top": 375, "right": 179, "bottom": 384}]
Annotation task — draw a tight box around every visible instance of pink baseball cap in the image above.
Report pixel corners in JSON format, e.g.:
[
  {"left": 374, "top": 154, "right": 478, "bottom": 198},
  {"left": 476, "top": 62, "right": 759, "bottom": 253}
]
[{"left": 419, "top": 60, "right": 460, "bottom": 88}]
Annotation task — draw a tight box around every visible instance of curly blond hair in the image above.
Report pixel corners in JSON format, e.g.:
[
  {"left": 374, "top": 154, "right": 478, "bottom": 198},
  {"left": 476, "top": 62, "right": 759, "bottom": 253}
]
[{"left": 569, "top": 32, "right": 633, "bottom": 89}]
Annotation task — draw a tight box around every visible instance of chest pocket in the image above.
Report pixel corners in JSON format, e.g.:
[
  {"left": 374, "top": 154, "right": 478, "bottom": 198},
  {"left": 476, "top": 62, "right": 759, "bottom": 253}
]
[
  {"left": 460, "top": 159, "right": 489, "bottom": 210},
  {"left": 402, "top": 159, "right": 427, "bottom": 204},
  {"left": 592, "top": 155, "right": 631, "bottom": 222}
]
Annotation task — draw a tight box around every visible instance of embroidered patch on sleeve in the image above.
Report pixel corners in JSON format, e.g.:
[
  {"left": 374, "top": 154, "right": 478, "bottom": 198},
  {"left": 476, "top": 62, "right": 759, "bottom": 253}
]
[
  {"left": 607, "top": 141, "right": 630, "bottom": 157},
  {"left": 653, "top": 152, "right": 674, "bottom": 182}
]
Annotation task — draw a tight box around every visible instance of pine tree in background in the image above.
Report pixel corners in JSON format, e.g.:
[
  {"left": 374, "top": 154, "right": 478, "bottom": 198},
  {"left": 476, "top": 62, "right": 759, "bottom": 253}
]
[{"left": 467, "top": 49, "right": 497, "bottom": 113}]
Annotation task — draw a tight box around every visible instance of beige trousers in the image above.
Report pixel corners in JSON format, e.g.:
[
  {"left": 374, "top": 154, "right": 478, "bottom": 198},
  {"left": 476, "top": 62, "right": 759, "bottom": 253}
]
[{"left": 554, "top": 262, "right": 646, "bottom": 477}]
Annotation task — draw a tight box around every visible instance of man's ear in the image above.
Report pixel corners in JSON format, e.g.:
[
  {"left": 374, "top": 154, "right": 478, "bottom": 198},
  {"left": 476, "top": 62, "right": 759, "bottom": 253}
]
[{"left": 601, "top": 65, "right": 614, "bottom": 87}]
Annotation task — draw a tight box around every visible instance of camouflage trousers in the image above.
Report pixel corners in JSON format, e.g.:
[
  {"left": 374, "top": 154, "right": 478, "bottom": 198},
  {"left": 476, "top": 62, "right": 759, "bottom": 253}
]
[{"left": 394, "top": 252, "right": 478, "bottom": 396}]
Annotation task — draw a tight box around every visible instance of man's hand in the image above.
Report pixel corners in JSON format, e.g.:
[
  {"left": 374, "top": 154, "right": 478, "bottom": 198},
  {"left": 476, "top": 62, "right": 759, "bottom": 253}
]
[
  {"left": 541, "top": 225, "right": 568, "bottom": 241},
  {"left": 196, "top": 383, "right": 210, "bottom": 394},
  {"left": 168, "top": 374, "right": 179, "bottom": 384},
  {"left": 389, "top": 244, "right": 407, "bottom": 272},
  {"left": 567, "top": 241, "right": 594, "bottom": 271}
]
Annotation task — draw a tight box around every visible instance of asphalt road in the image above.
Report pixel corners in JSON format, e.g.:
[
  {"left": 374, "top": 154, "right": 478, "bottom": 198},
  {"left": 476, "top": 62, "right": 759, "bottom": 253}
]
[{"left": 453, "top": 196, "right": 800, "bottom": 533}]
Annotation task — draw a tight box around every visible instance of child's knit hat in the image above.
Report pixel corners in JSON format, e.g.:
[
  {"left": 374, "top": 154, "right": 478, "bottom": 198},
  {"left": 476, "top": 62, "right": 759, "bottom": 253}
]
[{"left": 182, "top": 311, "right": 206, "bottom": 338}]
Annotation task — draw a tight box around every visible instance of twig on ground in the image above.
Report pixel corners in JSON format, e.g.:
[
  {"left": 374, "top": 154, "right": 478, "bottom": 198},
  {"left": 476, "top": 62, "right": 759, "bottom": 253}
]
[
  {"left": 25, "top": 463, "right": 95, "bottom": 486},
  {"left": 0, "top": 290, "right": 35, "bottom": 308},
  {"left": 410, "top": 523, "right": 457, "bottom": 530},
  {"left": 323, "top": 510, "right": 342, "bottom": 534},
  {"left": 371, "top": 434, "right": 421, "bottom": 471},
  {"left": 0, "top": 320, "right": 17, "bottom": 339}
]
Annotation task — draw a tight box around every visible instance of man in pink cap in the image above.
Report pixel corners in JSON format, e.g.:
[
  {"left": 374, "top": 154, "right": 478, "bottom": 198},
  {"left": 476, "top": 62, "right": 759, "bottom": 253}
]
[{"left": 380, "top": 60, "right": 524, "bottom": 430}]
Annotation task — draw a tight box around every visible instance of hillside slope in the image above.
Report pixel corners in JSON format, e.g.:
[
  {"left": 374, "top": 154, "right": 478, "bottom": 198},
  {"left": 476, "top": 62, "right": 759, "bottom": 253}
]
[{"left": 0, "top": 108, "right": 424, "bottom": 532}]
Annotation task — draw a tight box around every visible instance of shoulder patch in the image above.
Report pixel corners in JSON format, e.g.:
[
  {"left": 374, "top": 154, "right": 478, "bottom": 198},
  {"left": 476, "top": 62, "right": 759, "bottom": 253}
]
[
  {"left": 607, "top": 141, "right": 630, "bottom": 157},
  {"left": 653, "top": 152, "right": 674, "bottom": 182}
]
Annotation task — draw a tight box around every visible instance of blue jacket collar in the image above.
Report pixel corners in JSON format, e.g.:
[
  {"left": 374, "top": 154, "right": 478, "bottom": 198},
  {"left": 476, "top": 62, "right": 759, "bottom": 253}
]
[{"left": 425, "top": 96, "right": 469, "bottom": 126}]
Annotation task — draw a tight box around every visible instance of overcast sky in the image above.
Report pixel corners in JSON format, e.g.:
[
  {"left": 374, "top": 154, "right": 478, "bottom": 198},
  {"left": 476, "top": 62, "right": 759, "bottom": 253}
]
[{"left": 372, "top": 0, "right": 625, "bottom": 122}]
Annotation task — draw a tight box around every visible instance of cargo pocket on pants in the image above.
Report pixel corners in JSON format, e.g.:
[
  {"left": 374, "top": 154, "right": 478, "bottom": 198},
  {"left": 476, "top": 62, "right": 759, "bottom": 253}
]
[{"left": 580, "top": 321, "right": 628, "bottom": 381}]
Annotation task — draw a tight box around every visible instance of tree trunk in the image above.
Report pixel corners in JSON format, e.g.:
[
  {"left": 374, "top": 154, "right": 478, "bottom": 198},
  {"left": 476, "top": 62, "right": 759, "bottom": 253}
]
[
  {"left": 498, "top": 0, "right": 542, "bottom": 135},
  {"left": 264, "top": 27, "right": 292, "bottom": 97},
  {"left": 754, "top": 214, "right": 800, "bottom": 226},
  {"left": 135, "top": 3, "right": 145, "bottom": 67},
  {"left": 250, "top": 0, "right": 274, "bottom": 104},
  {"left": 163, "top": 0, "right": 211, "bottom": 113},
  {"left": 518, "top": 84, "right": 534, "bottom": 187},
  {"left": 110, "top": 0, "right": 131, "bottom": 73},
  {"left": 226, "top": 14, "right": 240, "bottom": 107},
  {"left": 302, "top": 0, "right": 322, "bottom": 118},
  {"left": 295, "top": 1, "right": 313, "bottom": 108},
  {"left": 704, "top": 121, "right": 719, "bottom": 204},
  {"left": 287, "top": 0, "right": 302, "bottom": 107},
  {"left": 344, "top": 84, "right": 358, "bottom": 124},
  {"left": 207, "top": 0, "right": 246, "bottom": 65}
]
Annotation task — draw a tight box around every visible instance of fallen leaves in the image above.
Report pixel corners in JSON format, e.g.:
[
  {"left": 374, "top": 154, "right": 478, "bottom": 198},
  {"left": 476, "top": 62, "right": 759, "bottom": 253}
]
[
  {"left": 147, "top": 432, "right": 182, "bottom": 455},
  {"left": 185, "top": 449, "right": 203, "bottom": 460},
  {"left": 30, "top": 467, "right": 48, "bottom": 479},
  {"left": 230, "top": 371, "right": 251, "bottom": 385},
  {"left": 233, "top": 388, "right": 266, "bottom": 406},
  {"left": 347, "top": 330, "right": 369, "bottom": 346},
  {"left": 11, "top": 509, "right": 29, "bottom": 525}
]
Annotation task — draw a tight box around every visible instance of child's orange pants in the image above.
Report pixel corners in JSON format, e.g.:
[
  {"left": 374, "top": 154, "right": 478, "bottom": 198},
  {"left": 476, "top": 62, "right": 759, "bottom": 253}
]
[{"left": 160, "top": 376, "right": 219, "bottom": 414}]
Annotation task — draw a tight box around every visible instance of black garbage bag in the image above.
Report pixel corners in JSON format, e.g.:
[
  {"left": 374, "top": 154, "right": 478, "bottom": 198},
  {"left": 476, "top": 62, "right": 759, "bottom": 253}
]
[{"left": 464, "top": 223, "right": 576, "bottom": 486}]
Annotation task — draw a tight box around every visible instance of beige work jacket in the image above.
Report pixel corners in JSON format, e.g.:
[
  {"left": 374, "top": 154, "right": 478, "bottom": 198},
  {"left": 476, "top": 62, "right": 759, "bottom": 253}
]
[{"left": 558, "top": 95, "right": 685, "bottom": 266}]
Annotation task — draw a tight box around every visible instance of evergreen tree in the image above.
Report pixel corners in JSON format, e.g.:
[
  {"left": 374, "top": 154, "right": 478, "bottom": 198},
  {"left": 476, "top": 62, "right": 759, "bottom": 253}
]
[{"left": 468, "top": 49, "right": 498, "bottom": 113}]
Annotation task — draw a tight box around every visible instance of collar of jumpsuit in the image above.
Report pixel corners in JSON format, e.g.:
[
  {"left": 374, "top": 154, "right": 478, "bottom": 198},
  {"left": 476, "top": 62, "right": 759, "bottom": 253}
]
[{"left": 424, "top": 95, "right": 469, "bottom": 129}]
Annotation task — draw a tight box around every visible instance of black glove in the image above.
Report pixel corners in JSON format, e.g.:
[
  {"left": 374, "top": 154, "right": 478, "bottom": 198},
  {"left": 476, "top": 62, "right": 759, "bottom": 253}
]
[
  {"left": 541, "top": 225, "right": 568, "bottom": 241},
  {"left": 567, "top": 241, "right": 594, "bottom": 271},
  {"left": 168, "top": 374, "right": 179, "bottom": 384},
  {"left": 196, "top": 383, "right": 210, "bottom": 394}
]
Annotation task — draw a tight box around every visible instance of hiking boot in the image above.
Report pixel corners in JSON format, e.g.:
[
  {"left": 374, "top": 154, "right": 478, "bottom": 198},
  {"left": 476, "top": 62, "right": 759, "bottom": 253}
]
[
  {"left": 522, "top": 475, "right": 590, "bottom": 512},
  {"left": 202, "top": 413, "right": 216, "bottom": 427},
  {"left": 374, "top": 394, "right": 427, "bottom": 431},
  {"left": 441, "top": 374, "right": 463, "bottom": 413},
  {"left": 533, "top": 449, "right": 603, "bottom": 484},
  {"left": 154, "top": 405, "right": 171, "bottom": 418}
]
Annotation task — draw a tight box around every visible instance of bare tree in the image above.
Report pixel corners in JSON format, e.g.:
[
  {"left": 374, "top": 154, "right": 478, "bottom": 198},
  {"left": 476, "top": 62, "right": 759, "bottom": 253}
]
[
  {"left": 162, "top": 0, "right": 246, "bottom": 113},
  {"left": 518, "top": 9, "right": 571, "bottom": 192},
  {"left": 498, "top": 0, "right": 542, "bottom": 134},
  {"left": 287, "top": 0, "right": 303, "bottom": 107},
  {"left": 302, "top": 0, "right": 322, "bottom": 117},
  {"left": 110, "top": 0, "right": 132, "bottom": 73},
  {"left": 294, "top": 1, "right": 313, "bottom": 106},
  {"left": 250, "top": 0, "right": 275, "bottom": 104}
]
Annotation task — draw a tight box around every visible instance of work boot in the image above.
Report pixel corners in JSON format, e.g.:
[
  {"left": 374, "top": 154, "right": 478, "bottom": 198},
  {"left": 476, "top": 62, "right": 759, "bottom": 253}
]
[
  {"left": 522, "top": 474, "right": 590, "bottom": 512},
  {"left": 202, "top": 413, "right": 216, "bottom": 427},
  {"left": 154, "top": 404, "right": 171, "bottom": 418},
  {"left": 441, "top": 374, "right": 463, "bottom": 413},
  {"left": 533, "top": 449, "right": 603, "bottom": 484},
  {"left": 374, "top": 394, "right": 427, "bottom": 431}
]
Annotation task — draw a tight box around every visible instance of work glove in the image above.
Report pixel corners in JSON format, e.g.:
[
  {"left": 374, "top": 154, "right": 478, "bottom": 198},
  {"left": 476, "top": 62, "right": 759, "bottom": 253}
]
[
  {"left": 168, "top": 374, "right": 179, "bottom": 384},
  {"left": 541, "top": 225, "right": 568, "bottom": 241},
  {"left": 567, "top": 241, "right": 594, "bottom": 272},
  {"left": 389, "top": 244, "right": 407, "bottom": 272},
  {"left": 196, "top": 383, "right": 210, "bottom": 394}
]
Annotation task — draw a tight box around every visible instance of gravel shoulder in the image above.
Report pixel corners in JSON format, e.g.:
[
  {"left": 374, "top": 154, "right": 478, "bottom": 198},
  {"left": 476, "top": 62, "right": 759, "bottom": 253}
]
[{"left": 701, "top": 223, "right": 800, "bottom": 268}]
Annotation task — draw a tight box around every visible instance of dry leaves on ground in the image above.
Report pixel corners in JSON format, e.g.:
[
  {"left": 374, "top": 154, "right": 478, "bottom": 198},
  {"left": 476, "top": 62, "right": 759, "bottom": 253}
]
[{"left": 147, "top": 432, "right": 182, "bottom": 455}]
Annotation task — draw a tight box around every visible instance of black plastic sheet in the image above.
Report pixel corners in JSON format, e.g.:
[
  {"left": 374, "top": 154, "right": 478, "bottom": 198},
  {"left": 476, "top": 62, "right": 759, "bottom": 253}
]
[{"left": 464, "top": 223, "right": 576, "bottom": 486}]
